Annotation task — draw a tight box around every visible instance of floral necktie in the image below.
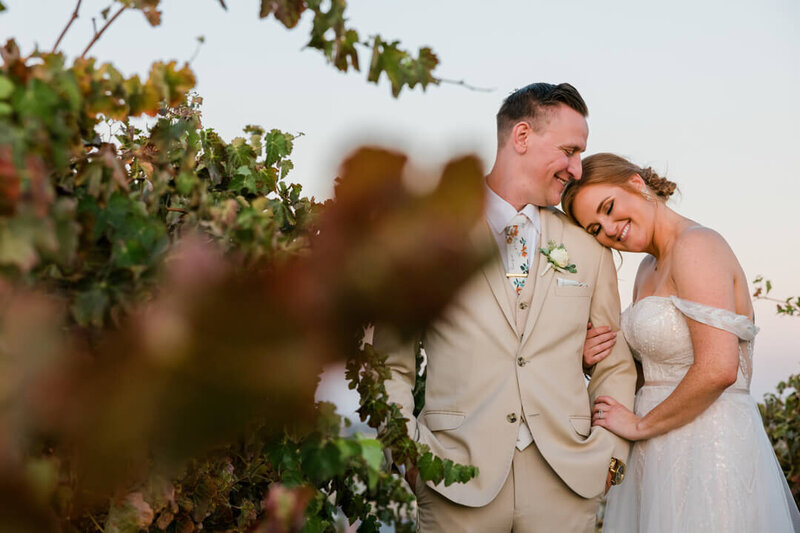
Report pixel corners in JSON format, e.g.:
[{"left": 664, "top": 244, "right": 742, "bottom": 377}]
[{"left": 504, "top": 213, "right": 530, "bottom": 295}]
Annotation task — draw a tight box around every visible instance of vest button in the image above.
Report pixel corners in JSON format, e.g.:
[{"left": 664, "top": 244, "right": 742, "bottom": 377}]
[
  {"left": 517, "top": 357, "right": 526, "bottom": 367},
  {"left": 519, "top": 302, "right": 528, "bottom": 310},
  {"left": 507, "top": 413, "right": 518, "bottom": 423}
]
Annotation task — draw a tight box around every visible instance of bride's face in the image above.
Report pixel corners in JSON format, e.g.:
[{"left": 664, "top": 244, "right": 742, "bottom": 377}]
[{"left": 570, "top": 178, "right": 654, "bottom": 252}]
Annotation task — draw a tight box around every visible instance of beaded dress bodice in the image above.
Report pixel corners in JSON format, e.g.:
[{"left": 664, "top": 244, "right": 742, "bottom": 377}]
[{"left": 620, "top": 295, "right": 758, "bottom": 389}]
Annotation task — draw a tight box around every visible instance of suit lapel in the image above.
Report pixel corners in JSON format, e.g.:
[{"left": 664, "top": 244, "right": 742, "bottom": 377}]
[
  {"left": 522, "top": 208, "right": 563, "bottom": 343},
  {"left": 475, "top": 221, "right": 517, "bottom": 334}
]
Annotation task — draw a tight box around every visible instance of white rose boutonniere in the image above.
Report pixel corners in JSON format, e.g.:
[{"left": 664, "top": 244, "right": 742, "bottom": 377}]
[{"left": 539, "top": 240, "right": 577, "bottom": 276}]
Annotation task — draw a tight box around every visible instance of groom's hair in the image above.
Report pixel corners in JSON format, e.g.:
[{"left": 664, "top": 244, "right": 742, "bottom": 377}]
[{"left": 496, "top": 83, "right": 587, "bottom": 145}]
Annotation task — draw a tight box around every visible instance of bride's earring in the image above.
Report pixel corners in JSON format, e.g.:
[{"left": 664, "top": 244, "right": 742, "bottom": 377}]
[{"left": 640, "top": 186, "right": 653, "bottom": 201}]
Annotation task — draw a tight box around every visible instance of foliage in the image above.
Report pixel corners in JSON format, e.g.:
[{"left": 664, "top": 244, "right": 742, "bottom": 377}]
[
  {"left": 753, "top": 277, "right": 800, "bottom": 506},
  {"left": 0, "top": 3, "right": 484, "bottom": 532},
  {"left": 760, "top": 374, "right": 800, "bottom": 507},
  {"left": 258, "top": 0, "right": 440, "bottom": 97},
  {"left": 753, "top": 276, "right": 800, "bottom": 316},
  {"left": 51, "top": 0, "right": 441, "bottom": 97}
]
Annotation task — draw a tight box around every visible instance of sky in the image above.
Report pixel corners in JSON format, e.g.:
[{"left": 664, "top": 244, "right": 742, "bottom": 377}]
[{"left": 2, "top": 0, "right": 799, "bottom": 401}]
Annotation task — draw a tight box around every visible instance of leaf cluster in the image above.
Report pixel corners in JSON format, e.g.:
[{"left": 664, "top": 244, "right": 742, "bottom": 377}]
[
  {"left": 0, "top": 7, "right": 485, "bottom": 532},
  {"left": 258, "top": 0, "right": 440, "bottom": 96},
  {"left": 752, "top": 276, "right": 800, "bottom": 317},
  {"left": 347, "top": 343, "right": 478, "bottom": 491},
  {"left": 759, "top": 373, "right": 800, "bottom": 507}
]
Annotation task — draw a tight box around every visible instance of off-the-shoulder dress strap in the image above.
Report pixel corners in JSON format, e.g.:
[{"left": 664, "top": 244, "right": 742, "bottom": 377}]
[{"left": 669, "top": 295, "right": 759, "bottom": 341}]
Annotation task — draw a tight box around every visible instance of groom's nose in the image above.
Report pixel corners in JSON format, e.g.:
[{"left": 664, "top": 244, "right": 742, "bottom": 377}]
[{"left": 567, "top": 154, "right": 582, "bottom": 181}]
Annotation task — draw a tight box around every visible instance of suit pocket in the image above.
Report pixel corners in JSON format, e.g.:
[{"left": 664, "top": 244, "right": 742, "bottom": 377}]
[
  {"left": 569, "top": 415, "right": 591, "bottom": 437},
  {"left": 423, "top": 411, "right": 465, "bottom": 431},
  {"left": 554, "top": 284, "right": 593, "bottom": 297}
]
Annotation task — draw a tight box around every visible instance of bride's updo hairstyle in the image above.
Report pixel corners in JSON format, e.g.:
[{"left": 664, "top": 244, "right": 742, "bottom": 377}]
[{"left": 562, "top": 153, "right": 677, "bottom": 225}]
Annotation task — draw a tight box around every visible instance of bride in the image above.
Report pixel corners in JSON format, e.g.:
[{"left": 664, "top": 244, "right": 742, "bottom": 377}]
[{"left": 561, "top": 153, "right": 800, "bottom": 532}]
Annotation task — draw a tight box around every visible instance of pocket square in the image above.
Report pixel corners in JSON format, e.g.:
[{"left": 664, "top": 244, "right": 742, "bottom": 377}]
[{"left": 557, "top": 277, "right": 589, "bottom": 287}]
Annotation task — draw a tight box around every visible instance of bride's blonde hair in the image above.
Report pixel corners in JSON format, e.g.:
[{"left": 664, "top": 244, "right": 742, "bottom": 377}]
[{"left": 561, "top": 153, "right": 677, "bottom": 225}]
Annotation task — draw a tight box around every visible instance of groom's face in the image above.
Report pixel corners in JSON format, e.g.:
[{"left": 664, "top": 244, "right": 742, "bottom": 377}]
[{"left": 520, "top": 104, "right": 588, "bottom": 207}]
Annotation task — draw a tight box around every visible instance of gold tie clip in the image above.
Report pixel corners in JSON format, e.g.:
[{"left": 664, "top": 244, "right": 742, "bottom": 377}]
[{"left": 505, "top": 273, "right": 529, "bottom": 278}]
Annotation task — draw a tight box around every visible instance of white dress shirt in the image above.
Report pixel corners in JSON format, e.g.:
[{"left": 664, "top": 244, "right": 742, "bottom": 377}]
[
  {"left": 484, "top": 184, "right": 541, "bottom": 276},
  {"left": 485, "top": 183, "right": 540, "bottom": 451}
]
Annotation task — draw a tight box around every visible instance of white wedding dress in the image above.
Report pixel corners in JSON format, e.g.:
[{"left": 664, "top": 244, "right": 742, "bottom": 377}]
[{"left": 602, "top": 295, "right": 800, "bottom": 532}]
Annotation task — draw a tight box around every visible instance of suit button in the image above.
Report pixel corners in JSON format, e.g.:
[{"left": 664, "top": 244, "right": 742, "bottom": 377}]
[
  {"left": 517, "top": 357, "right": 526, "bottom": 367},
  {"left": 507, "top": 413, "right": 517, "bottom": 423},
  {"left": 519, "top": 302, "right": 528, "bottom": 310}
]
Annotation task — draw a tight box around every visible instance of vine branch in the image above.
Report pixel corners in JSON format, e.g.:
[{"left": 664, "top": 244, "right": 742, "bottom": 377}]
[
  {"left": 437, "top": 77, "right": 494, "bottom": 93},
  {"left": 80, "top": 4, "right": 128, "bottom": 59},
  {"left": 52, "top": 0, "right": 83, "bottom": 53}
]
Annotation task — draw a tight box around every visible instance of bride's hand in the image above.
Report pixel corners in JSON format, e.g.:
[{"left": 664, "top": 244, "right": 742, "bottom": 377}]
[
  {"left": 583, "top": 322, "right": 617, "bottom": 370},
  {"left": 592, "top": 395, "right": 644, "bottom": 441}
]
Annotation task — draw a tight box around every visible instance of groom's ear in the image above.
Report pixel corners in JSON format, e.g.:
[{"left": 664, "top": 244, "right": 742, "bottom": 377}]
[{"left": 511, "top": 121, "right": 532, "bottom": 154}]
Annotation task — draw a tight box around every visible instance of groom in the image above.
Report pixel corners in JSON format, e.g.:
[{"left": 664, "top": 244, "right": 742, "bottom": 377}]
[{"left": 374, "top": 83, "right": 637, "bottom": 532}]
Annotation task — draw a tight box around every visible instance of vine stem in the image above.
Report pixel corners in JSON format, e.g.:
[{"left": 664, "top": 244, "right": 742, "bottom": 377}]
[
  {"left": 437, "top": 77, "right": 494, "bottom": 93},
  {"left": 52, "top": 0, "right": 83, "bottom": 53},
  {"left": 756, "top": 295, "right": 796, "bottom": 305},
  {"left": 80, "top": 4, "right": 128, "bottom": 59}
]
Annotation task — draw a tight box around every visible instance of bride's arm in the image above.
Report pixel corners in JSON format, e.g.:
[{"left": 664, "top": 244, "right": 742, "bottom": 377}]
[{"left": 592, "top": 228, "right": 741, "bottom": 441}]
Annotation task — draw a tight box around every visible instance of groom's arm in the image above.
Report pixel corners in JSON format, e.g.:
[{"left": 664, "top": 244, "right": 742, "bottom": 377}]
[{"left": 586, "top": 248, "right": 637, "bottom": 462}]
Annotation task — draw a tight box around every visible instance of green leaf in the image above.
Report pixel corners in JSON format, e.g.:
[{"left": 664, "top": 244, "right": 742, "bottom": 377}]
[
  {"left": 176, "top": 171, "right": 198, "bottom": 195},
  {"left": 265, "top": 129, "right": 294, "bottom": 167},
  {"left": 0, "top": 75, "right": 14, "bottom": 99},
  {"left": 228, "top": 166, "right": 257, "bottom": 195},
  {"left": 416, "top": 452, "right": 441, "bottom": 483},
  {"left": 358, "top": 438, "right": 384, "bottom": 472}
]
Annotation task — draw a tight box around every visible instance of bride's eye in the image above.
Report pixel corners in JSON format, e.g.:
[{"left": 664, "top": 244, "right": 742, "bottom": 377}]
[{"left": 606, "top": 200, "right": 614, "bottom": 215}]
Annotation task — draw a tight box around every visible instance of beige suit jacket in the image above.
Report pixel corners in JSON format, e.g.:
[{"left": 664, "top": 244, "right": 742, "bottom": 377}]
[{"left": 374, "top": 207, "right": 637, "bottom": 507}]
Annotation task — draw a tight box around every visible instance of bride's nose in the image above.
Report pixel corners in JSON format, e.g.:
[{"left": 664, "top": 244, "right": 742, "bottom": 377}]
[{"left": 603, "top": 221, "right": 620, "bottom": 239}]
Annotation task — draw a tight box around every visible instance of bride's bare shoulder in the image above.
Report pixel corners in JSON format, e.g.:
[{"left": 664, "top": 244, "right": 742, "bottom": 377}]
[
  {"left": 673, "top": 226, "right": 735, "bottom": 262},
  {"left": 671, "top": 225, "right": 739, "bottom": 293}
]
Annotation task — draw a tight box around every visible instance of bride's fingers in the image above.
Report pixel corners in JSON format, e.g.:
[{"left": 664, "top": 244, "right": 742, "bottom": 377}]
[
  {"left": 595, "top": 395, "right": 615, "bottom": 405},
  {"left": 592, "top": 412, "right": 608, "bottom": 427},
  {"left": 592, "top": 403, "right": 610, "bottom": 417},
  {"left": 603, "top": 396, "right": 622, "bottom": 408},
  {"left": 585, "top": 324, "right": 611, "bottom": 339},
  {"left": 585, "top": 336, "right": 616, "bottom": 364}
]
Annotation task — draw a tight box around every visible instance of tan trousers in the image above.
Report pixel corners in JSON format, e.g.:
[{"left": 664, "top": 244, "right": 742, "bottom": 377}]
[{"left": 414, "top": 443, "right": 600, "bottom": 533}]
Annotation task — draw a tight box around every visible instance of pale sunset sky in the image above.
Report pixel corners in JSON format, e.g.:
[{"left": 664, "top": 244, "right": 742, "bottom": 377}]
[{"left": 3, "top": 0, "right": 798, "bottom": 402}]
